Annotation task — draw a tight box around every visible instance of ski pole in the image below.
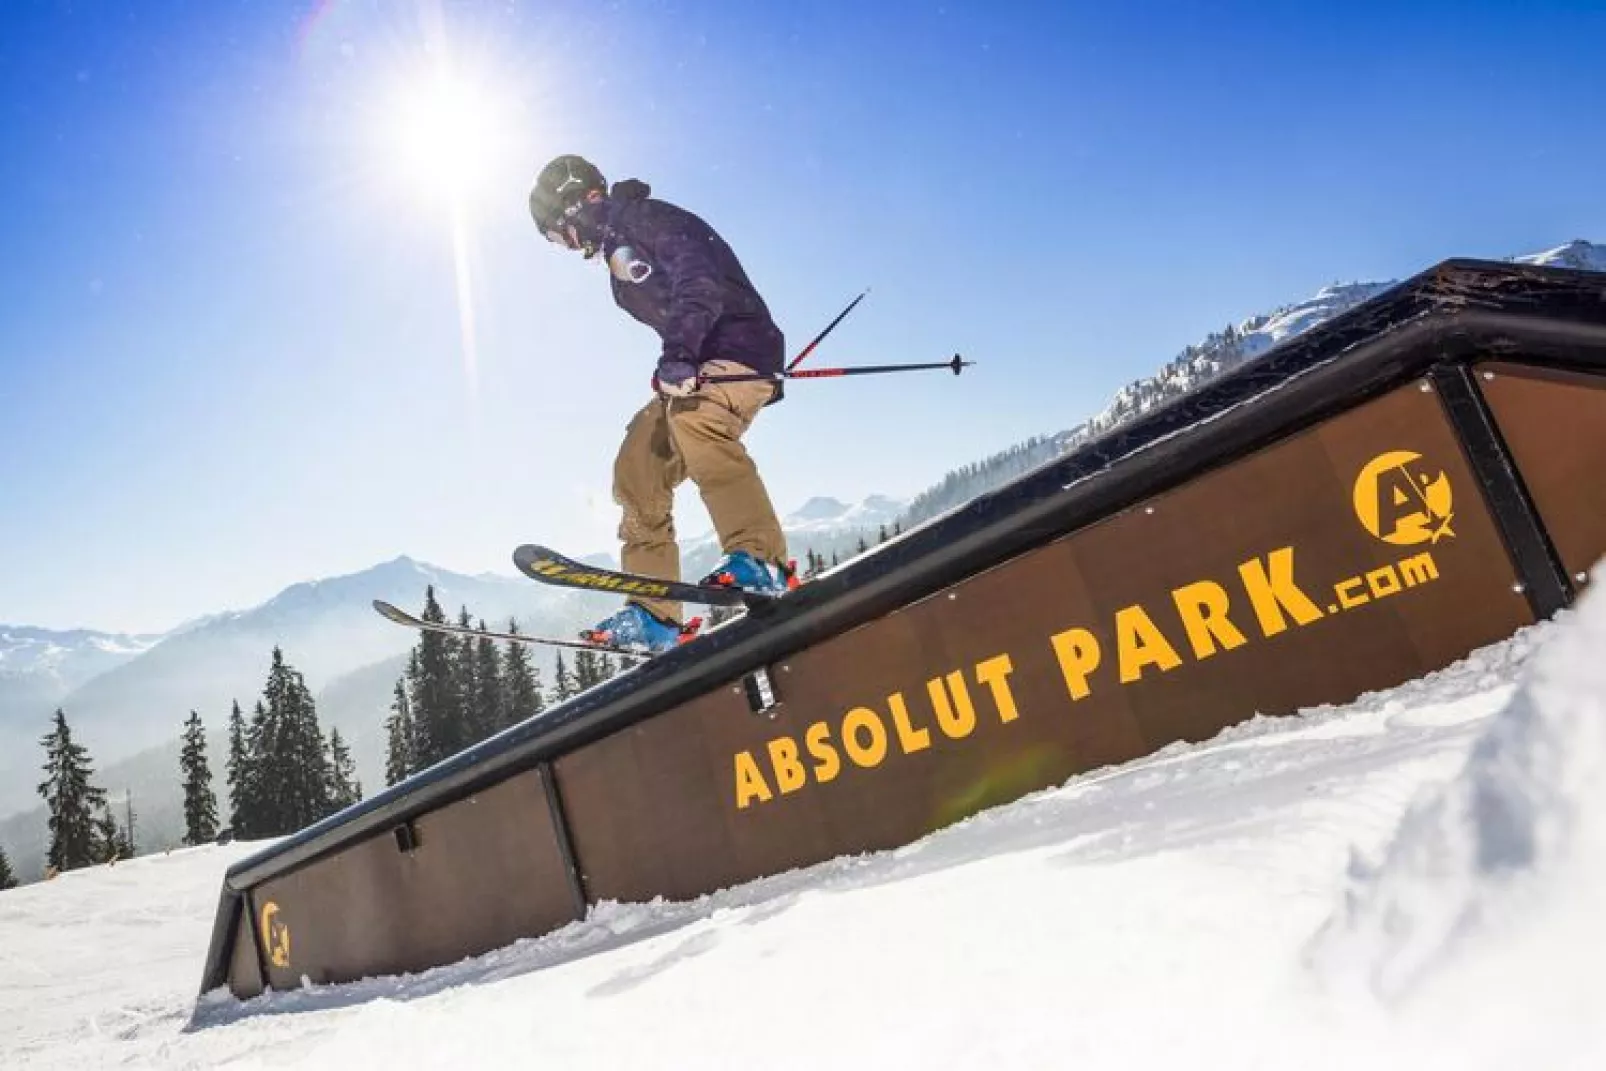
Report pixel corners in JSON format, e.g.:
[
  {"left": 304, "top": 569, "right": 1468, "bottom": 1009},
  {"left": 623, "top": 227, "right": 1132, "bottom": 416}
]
[
  {"left": 787, "top": 289, "right": 869, "bottom": 372},
  {"left": 700, "top": 354, "right": 972, "bottom": 384}
]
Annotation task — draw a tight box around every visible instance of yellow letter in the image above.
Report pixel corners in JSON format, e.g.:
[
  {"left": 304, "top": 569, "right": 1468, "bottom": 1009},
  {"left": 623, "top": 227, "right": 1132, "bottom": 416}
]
[
  {"left": 841, "top": 707, "right": 890, "bottom": 768},
  {"left": 734, "top": 751, "right": 773, "bottom": 809},
  {"left": 1398, "top": 552, "right": 1439, "bottom": 588},
  {"left": 974, "top": 654, "right": 1020, "bottom": 723},
  {"left": 805, "top": 721, "right": 841, "bottom": 784},
  {"left": 1050, "top": 627, "right": 1101, "bottom": 700},
  {"left": 767, "top": 737, "right": 807, "bottom": 795},
  {"left": 1366, "top": 565, "right": 1402, "bottom": 599},
  {"left": 1170, "top": 580, "right": 1247, "bottom": 660},
  {"left": 1335, "top": 576, "right": 1369, "bottom": 610},
  {"left": 1238, "top": 547, "right": 1324, "bottom": 637},
  {"left": 927, "top": 672, "right": 978, "bottom": 739},
  {"left": 1115, "top": 604, "right": 1184, "bottom": 683},
  {"left": 887, "top": 692, "right": 932, "bottom": 754}
]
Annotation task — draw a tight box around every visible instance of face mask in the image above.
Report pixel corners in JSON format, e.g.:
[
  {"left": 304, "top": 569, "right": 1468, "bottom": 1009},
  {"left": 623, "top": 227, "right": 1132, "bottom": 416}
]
[{"left": 543, "top": 194, "right": 606, "bottom": 258}]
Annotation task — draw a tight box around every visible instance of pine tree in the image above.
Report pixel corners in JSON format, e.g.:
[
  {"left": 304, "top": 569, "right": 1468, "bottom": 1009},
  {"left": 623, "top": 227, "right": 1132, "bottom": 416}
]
[
  {"left": 37, "top": 709, "right": 107, "bottom": 873},
  {"left": 384, "top": 674, "right": 417, "bottom": 787},
  {"left": 552, "top": 651, "right": 578, "bottom": 703},
  {"left": 0, "top": 844, "right": 18, "bottom": 890},
  {"left": 451, "top": 606, "right": 481, "bottom": 737},
  {"left": 410, "top": 586, "right": 467, "bottom": 767},
  {"left": 258, "top": 647, "right": 331, "bottom": 834},
  {"left": 241, "top": 699, "right": 271, "bottom": 837},
  {"left": 180, "top": 710, "right": 219, "bottom": 845},
  {"left": 500, "top": 620, "right": 545, "bottom": 732},
  {"left": 95, "top": 803, "right": 126, "bottom": 864},
  {"left": 325, "top": 728, "right": 361, "bottom": 811},
  {"left": 225, "top": 699, "right": 251, "bottom": 835},
  {"left": 471, "top": 621, "right": 504, "bottom": 741},
  {"left": 573, "top": 649, "right": 604, "bottom": 693}
]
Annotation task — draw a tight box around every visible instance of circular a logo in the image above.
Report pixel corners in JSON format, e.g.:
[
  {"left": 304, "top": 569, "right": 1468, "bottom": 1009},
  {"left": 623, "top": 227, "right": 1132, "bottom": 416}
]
[
  {"left": 260, "top": 901, "right": 292, "bottom": 970},
  {"left": 1352, "top": 450, "right": 1455, "bottom": 546}
]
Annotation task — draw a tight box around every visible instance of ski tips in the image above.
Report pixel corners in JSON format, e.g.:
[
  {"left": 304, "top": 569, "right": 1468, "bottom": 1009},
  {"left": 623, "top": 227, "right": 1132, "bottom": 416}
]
[{"left": 371, "top": 599, "right": 415, "bottom": 625}]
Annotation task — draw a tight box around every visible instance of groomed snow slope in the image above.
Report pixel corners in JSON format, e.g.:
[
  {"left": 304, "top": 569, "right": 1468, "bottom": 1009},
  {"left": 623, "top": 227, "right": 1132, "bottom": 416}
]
[{"left": 4, "top": 565, "right": 1604, "bottom": 1069}]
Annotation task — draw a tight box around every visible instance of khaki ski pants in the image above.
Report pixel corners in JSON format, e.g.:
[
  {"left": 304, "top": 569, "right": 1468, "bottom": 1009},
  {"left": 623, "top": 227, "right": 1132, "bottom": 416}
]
[{"left": 614, "top": 359, "right": 788, "bottom": 624}]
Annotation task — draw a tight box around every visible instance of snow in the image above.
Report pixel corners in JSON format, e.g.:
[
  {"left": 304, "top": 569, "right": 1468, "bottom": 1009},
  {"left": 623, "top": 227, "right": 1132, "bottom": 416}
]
[
  {"left": 4, "top": 568, "right": 1606, "bottom": 1068},
  {"left": 1515, "top": 239, "right": 1606, "bottom": 273},
  {"left": 0, "top": 627, "right": 159, "bottom": 679}
]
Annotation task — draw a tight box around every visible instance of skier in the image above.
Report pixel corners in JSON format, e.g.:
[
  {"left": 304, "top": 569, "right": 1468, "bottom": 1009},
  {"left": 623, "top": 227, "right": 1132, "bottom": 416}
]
[{"left": 528, "top": 154, "right": 793, "bottom": 654}]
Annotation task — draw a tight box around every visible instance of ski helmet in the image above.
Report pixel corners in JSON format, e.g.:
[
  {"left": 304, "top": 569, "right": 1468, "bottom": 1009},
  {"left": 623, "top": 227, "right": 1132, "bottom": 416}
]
[{"left": 529, "top": 154, "right": 606, "bottom": 238}]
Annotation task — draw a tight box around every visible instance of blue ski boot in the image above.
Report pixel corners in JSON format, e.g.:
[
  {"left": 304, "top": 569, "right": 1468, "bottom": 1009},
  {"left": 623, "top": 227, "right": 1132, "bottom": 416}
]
[
  {"left": 699, "top": 551, "right": 794, "bottom": 596},
  {"left": 581, "top": 603, "right": 695, "bottom": 655}
]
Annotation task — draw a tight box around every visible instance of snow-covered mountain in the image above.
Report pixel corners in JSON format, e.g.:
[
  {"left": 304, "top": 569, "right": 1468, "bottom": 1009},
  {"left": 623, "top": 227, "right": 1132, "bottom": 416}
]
[
  {"left": 0, "top": 557, "right": 579, "bottom": 818},
  {"left": 0, "top": 627, "right": 166, "bottom": 821},
  {"left": 894, "top": 239, "right": 1605, "bottom": 531},
  {"left": 1515, "top": 237, "right": 1606, "bottom": 272},
  {"left": 1066, "top": 239, "right": 1603, "bottom": 450},
  {"left": 0, "top": 625, "right": 161, "bottom": 704},
  {"left": 782, "top": 495, "right": 905, "bottom": 535}
]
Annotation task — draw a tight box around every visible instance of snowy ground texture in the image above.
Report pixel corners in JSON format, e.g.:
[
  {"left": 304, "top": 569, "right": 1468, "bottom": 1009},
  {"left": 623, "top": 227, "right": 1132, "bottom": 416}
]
[{"left": 4, "top": 567, "right": 1605, "bottom": 1069}]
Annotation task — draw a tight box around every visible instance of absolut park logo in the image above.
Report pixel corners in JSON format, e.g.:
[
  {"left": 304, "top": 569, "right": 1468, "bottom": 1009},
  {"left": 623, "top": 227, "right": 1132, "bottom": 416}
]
[
  {"left": 260, "top": 900, "right": 292, "bottom": 969},
  {"left": 730, "top": 450, "right": 1460, "bottom": 811}
]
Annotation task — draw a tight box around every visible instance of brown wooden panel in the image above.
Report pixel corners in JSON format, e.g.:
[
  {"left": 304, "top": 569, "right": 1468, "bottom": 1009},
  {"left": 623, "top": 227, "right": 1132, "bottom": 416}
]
[
  {"left": 560, "top": 380, "right": 1533, "bottom": 906},
  {"left": 251, "top": 769, "right": 578, "bottom": 989},
  {"left": 1478, "top": 361, "right": 1606, "bottom": 587},
  {"left": 227, "top": 900, "right": 265, "bottom": 998}
]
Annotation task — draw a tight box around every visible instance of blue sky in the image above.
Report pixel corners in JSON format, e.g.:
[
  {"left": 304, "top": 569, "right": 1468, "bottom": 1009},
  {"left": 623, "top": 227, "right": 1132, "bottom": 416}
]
[{"left": 1, "top": 0, "right": 1601, "bottom": 632}]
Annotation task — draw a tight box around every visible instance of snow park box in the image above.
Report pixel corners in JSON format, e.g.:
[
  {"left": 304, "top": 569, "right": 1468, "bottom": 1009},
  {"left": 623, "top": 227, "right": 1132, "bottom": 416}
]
[{"left": 202, "top": 259, "right": 1606, "bottom": 999}]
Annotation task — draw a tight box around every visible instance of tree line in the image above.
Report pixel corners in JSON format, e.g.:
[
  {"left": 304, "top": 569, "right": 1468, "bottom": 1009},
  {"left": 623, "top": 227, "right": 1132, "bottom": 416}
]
[
  {"left": 382, "top": 585, "right": 624, "bottom": 786},
  {"left": 225, "top": 646, "right": 360, "bottom": 839},
  {"left": 17, "top": 642, "right": 361, "bottom": 886}
]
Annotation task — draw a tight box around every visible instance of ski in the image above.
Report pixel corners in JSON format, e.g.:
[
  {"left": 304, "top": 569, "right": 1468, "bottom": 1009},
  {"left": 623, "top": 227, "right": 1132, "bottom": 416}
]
[
  {"left": 512, "top": 543, "right": 778, "bottom": 608},
  {"left": 371, "top": 599, "right": 650, "bottom": 659}
]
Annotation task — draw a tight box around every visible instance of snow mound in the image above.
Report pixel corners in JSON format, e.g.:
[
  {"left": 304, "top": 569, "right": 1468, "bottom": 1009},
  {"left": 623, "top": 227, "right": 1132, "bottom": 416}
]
[{"left": 1308, "top": 558, "right": 1606, "bottom": 1001}]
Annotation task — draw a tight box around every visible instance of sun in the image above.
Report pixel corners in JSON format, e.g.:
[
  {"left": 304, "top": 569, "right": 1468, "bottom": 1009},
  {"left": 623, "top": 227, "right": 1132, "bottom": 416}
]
[{"left": 386, "top": 65, "right": 509, "bottom": 205}]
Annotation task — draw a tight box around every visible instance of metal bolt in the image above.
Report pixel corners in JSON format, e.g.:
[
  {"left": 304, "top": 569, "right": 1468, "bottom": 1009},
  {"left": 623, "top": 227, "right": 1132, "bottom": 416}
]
[
  {"left": 1144, "top": 506, "right": 1155, "bottom": 515},
  {"left": 948, "top": 592, "right": 957, "bottom": 600},
  {"left": 1482, "top": 370, "right": 1496, "bottom": 381},
  {"left": 782, "top": 665, "right": 791, "bottom": 673},
  {"left": 1418, "top": 381, "right": 1432, "bottom": 392},
  {"left": 1512, "top": 582, "right": 1525, "bottom": 594},
  {"left": 1577, "top": 572, "right": 1589, "bottom": 584}
]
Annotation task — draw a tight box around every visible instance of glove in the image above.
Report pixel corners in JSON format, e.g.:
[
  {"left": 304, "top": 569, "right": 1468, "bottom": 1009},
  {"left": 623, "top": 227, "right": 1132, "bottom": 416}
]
[{"left": 654, "top": 356, "right": 700, "bottom": 397}]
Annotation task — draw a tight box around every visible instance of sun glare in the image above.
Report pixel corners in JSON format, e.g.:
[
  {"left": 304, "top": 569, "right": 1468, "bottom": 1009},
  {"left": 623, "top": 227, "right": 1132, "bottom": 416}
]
[{"left": 388, "top": 68, "right": 507, "bottom": 204}]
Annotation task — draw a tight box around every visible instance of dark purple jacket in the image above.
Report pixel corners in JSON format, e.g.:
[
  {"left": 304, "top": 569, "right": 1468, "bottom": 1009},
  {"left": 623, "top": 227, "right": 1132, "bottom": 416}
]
[{"left": 588, "top": 180, "right": 785, "bottom": 381}]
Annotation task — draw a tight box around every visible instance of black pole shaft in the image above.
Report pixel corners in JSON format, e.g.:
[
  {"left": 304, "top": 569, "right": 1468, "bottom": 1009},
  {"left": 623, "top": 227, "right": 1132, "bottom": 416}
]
[
  {"left": 787, "top": 290, "right": 869, "bottom": 372},
  {"left": 703, "top": 354, "right": 970, "bottom": 385}
]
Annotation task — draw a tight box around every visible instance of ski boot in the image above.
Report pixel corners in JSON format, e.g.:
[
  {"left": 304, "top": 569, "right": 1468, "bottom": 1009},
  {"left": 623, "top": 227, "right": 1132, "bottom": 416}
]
[
  {"left": 580, "top": 603, "right": 701, "bottom": 655},
  {"left": 699, "top": 551, "right": 797, "bottom": 596}
]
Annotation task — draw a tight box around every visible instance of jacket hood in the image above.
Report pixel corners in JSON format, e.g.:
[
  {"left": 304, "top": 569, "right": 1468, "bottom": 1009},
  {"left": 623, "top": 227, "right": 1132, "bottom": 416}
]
[{"left": 609, "top": 178, "right": 652, "bottom": 202}]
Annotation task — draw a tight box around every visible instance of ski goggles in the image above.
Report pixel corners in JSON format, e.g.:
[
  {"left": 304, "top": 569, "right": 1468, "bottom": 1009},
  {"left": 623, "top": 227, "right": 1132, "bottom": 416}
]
[{"left": 541, "top": 195, "right": 599, "bottom": 252}]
